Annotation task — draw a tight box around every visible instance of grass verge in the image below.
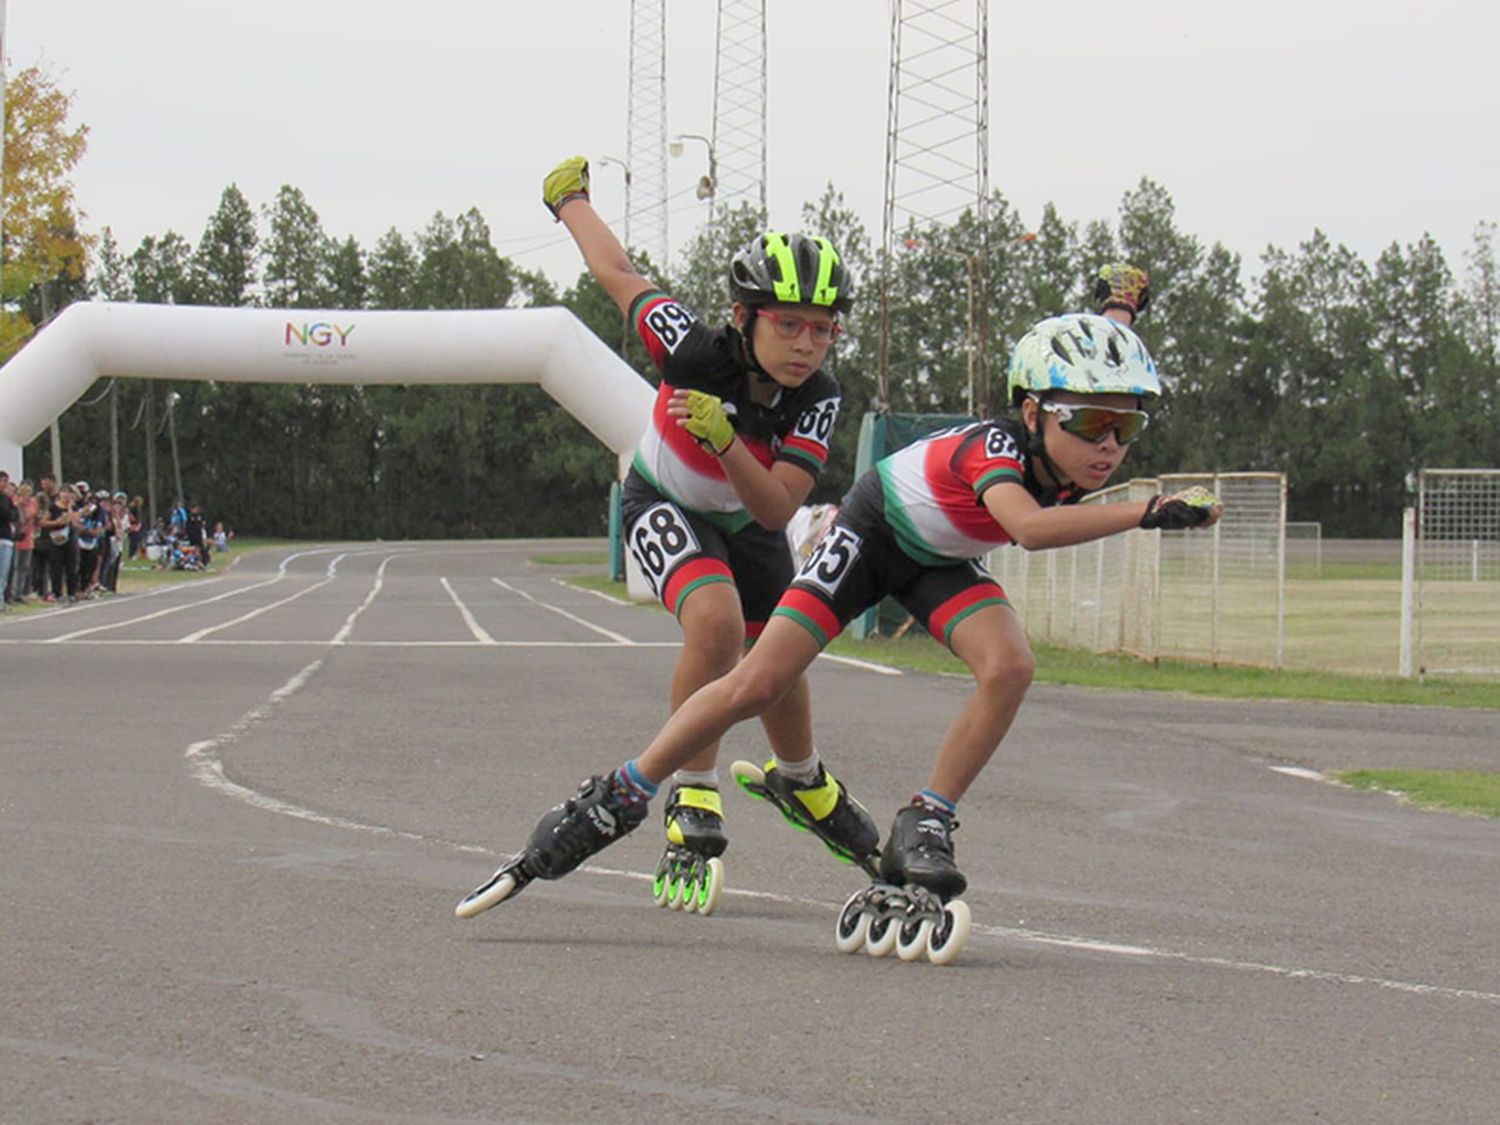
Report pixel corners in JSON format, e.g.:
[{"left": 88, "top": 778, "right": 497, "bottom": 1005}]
[
  {"left": 1333, "top": 770, "right": 1500, "bottom": 817},
  {"left": 562, "top": 573, "right": 1500, "bottom": 711}
]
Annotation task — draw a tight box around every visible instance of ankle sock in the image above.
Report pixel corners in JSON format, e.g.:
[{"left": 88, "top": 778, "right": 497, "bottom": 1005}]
[
  {"left": 772, "top": 749, "right": 821, "bottom": 783},
  {"left": 612, "top": 760, "right": 659, "bottom": 808},
  {"left": 673, "top": 768, "right": 719, "bottom": 788},
  {"left": 915, "top": 788, "right": 957, "bottom": 816}
]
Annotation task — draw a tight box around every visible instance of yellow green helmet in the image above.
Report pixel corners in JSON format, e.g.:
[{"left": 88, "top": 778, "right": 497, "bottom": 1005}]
[
  {"left": 729, "top": 232, "right": 852, "bottom": 313},
  {"left": 1007, "top": 313, "right": 1161, "bottom": 407}
]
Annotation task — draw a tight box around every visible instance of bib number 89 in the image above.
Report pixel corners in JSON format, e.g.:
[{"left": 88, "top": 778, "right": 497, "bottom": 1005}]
[{"left": 628, "top": 502, "right": 700, "bottom": 596}]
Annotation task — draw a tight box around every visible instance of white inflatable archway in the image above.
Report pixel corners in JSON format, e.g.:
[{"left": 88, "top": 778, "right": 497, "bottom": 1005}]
[{"left": 0, "top": 301, "right": 653, "bottom": 480}]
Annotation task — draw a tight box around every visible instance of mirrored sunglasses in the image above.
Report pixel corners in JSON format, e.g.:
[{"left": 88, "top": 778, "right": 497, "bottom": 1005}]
[
  {"left": 1038, "top": 399, "right": 1150, "bottom": 445},
  {"left": 762, "top": 312, "right": 841, "bottom": 345}
]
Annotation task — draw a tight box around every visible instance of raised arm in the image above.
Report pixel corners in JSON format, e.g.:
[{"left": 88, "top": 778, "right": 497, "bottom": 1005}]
[{"left": 542, "top": 155, "right": 654, "bottom": 316}]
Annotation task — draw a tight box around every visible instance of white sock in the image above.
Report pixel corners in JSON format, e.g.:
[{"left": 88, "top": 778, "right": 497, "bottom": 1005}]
[
  {"left": 771, "top": 749, "right": 821, "bottom": 783},
  {"left": 674, "top": 768, "right": 719, "bottom": 788}
]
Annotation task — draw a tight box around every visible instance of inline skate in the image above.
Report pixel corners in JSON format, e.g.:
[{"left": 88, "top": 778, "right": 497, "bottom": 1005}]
[
  {"left": 729, "top": 758, "right": 881, "bottom": 875},
  {"left": 651, "top": 783, "right": 727, "bottom": 915},
  {"left": 835, "top": 803, "right": 971, "bottom": 965},
  {"left": 455, "top": 773, "right": 648, "bottom": 919}
]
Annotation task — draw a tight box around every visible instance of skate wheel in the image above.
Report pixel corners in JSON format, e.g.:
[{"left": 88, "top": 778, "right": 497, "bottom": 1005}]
[
  {"left": 896, "top": 916, "right": 934, "bottom": 962},
  {"left": 695, "top": 857, "right": 725, "bottom": 916},
  {"left": 652, "top": 871, "right": 671, "bottom": 907},
  {"left": 865, "top": 913, "right": 899, "bottom": 958},
  {"left": 927, "top": 899, "right": 972, "bottom": 965},
  {"left": 835, "top": 890, "right": 872, "bottom": 954},
  {"left": 454, "top": 870, "right": 518, "bottom": 919},
  {"left": 668, "top": 875, "right": 688, "bottom": 910},
  {"left": 729, "top": 759, "right": 765, "bottom": 792}
]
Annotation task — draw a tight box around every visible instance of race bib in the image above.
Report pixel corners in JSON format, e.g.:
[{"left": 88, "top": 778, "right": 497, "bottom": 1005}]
[
  {"left": 796, "top": 525, "right": 862, "bottom": 597},
  {"left": 627, "top": 502, "right": 701, "bottom": 597}
]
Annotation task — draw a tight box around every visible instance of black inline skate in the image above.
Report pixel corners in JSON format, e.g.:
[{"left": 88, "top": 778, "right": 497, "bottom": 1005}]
[
  {"left": 455, "top": 773, "right": 648, "bottom": 919},
  {"left": 730, "top": 758, "right": 881, "bottom": 874},
  {"left": 651, "top": 783, "right": 728, "bottom": 915},
  {"left": 835, "top": 803, "right": 972, "bottom": 965}
]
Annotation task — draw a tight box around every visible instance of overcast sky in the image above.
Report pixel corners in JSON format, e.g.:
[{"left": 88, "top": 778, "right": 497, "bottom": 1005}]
[{"left": 11, "top": 1, "right": 1500, "bottom": 295}]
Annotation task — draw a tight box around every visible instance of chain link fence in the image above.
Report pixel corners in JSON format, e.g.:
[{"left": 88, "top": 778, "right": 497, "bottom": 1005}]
[{"left": 990, "top": 472, "right": 1287, "bottom": 667}]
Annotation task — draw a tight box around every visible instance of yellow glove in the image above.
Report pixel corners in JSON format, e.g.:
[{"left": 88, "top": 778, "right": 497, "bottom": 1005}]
[
  {"left": 542, "top": 155, "right": 590, "bottom": 220},
  {"left": 681, "top": 390, "right": 735, "bottom": 456},
  {"left": 1140, "top": 486, "right": 1221, "bottom": 530},
  {"left": 1094, "top": 263, "right": 1151, "bottom": 317}
]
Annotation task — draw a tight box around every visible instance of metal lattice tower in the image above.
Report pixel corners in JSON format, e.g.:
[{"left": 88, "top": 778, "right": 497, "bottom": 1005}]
[
  {"left": 627, "top": 0, "right": 670, "bottom": 268},
  {"left": 710, "top": 0, "right": 768, "bottom": 223},
  {"left": 878, "top": 0, "right": 990, "bottom": 409}
]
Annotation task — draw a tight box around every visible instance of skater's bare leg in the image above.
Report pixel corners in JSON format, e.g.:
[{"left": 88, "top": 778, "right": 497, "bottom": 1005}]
[
  {"left": 670, "top": 583, "right": 747, "bottom": 774},
  {"left": 923, "top": 604, "right": 1035, "bottom": 802},
  {"left": 638, "top": 616, "right": 820, "bottom": 783}
]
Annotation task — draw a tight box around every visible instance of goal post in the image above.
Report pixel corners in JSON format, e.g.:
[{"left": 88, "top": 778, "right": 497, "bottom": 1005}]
[{"left": 1402, "top": 468, "right": 1500, "bottom": 677}]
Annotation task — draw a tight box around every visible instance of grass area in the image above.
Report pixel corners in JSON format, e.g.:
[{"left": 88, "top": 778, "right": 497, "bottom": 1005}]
[
  {"left": 560, "top": 572, "right": 1500, "bottom": 711},
  {"left": 117, "top": 536, "right": 299, "bottom": 591},
  {"left": 1334, "top": 770, "right": 1500, "bottom": 818}
]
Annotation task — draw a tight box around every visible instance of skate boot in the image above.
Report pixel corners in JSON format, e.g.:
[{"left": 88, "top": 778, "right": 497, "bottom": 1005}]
[
  {"left": 833, "top": 802, "right": 972, "bottom": 964},
  {"left": 652, "top": 783, "right": 727, "bottom": 915},
  {"left": 730, "top": 758, "right": 881, "bottom": 876},
  {"left": 455, "top": 773, "right": 649, "bottom": 919},
  {"left": 879, "top": 802, "right": 967, "bottom": 900}
]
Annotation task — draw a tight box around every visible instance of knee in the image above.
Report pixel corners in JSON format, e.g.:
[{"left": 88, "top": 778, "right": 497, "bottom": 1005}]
[
  {"left": 725, "top": 664, "right": 795, "bottom": 719},
  {"left": 971, "top": 646, "right": 1035, "bottom": 698},
  {"left": 681, "top": 608, "right": 747, "bottom": 673}
]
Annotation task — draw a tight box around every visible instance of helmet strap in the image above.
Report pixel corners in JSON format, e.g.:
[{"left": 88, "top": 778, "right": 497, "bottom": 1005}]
[
  {"left": 737, "top": 308, "right": 775, "bottom": 382},
  {"left": 1022, "top": 401, "right": 1075, "bottom": 502}
]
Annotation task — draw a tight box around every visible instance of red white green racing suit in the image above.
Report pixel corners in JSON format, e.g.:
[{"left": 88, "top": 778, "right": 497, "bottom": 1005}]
[
  {"left": 622, "top": 289, "right": 842, "bottom": 634},
  {"left": 774, "top": 418, "right": 1085, "bottom": 650}
]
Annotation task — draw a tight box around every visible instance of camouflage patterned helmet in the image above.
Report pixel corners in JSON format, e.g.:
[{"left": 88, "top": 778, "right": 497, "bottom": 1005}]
[
  {"left": 1007, "top": 313, "right": 1161, "bottom": 406},
  {"left": 729, "top": 232, "right": 853, "bottom": 313}
]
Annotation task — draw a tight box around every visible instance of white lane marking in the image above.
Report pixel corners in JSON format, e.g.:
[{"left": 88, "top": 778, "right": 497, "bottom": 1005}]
[
  {"left": 815, "top": 652, "right": 904, "bottom": 676},
  {"left": 177, "top": 572, "right": 339, "bottom": 642},
  {"left": 46, "top": 548, "right": 334, "bottom": 642},
  {"left": 440, "top": 577, "right": 496, "bottom": 644},
  {"left": 569, "top": 583, "right": 633, "bottom": 607},
  {"left": 330, "top": 554, "right": 401, "bottom": 645},
  {"left": 493, "top": 577, "right": 637, "bottom": 644},
  {"left": 1271, "top": 766, "right": 1327, "bottom": 781},
  {"left": 182, "top": 658, "right": 488, "bottom": 856},
  {"left": 2, "top": 638, "right": 683, "bottom": 648}
]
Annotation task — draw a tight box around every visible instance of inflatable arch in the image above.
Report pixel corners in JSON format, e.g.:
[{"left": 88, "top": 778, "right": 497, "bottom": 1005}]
[{"left": 0, "top": 301, "right": 654, "bottom": 481}]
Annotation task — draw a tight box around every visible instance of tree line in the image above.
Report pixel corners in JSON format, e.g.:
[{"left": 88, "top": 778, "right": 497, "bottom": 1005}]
[{"left": 8, "top": 71, "right": 1498, "bottom": 538}]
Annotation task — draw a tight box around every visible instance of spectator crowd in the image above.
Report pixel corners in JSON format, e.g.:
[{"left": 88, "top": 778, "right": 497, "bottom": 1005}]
[{"left": 1, "top": 470, "right": 231, "bottom": 610}]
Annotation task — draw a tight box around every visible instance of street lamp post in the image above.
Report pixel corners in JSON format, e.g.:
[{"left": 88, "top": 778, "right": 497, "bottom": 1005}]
[
  {"left": 596, "top": 156, "right": 634, "bottom": 356},
  {"left": 903, "top": 239, "right": 979, "bottom": 416},
  {"left": 669, "top": 133, "right": 717, "bottom": 206}
]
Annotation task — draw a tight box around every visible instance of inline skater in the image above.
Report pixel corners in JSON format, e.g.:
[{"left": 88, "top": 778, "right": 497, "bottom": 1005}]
[
  {"left": 461, "top": 156, "right": 877, "bottom": 917},
  {"left": 459, "top": 311, "right": 1221, "bottom": 957}
]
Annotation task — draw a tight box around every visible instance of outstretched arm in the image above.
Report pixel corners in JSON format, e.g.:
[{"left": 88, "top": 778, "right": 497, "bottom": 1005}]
[
  {"left": 543, "top": 155, "right": 653, "bottom": 315},
  {"left": 984, "top": 482, "right": 1221, "bottom": 551}
]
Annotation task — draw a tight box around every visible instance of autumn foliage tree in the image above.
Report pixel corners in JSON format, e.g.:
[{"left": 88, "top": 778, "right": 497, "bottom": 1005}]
[{"left": 2, "top": 66, "right": 92, "bottom": 355}]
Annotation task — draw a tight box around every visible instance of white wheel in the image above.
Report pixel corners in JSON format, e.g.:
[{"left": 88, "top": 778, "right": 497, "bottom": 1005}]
[
  {"left": 865, "top": 914, "right": 899, "bottom": 958},
  {"left": 835, "top": 891, "right": 872, "bottom": 954},
  {"left": 454, "top": 870, "right": 517, "bottom": 919},
  {"left": 695, "top": 857, "right": 725, "bottom": 916},
  {"left": 652, "top": 866, "right": 672, "bottom": 907},
  {"left": 896, "top": 916, "right": 935, "bottom": 962},
  {"left": 927, "top": 899, "right": 972, "bottom": 966},
  {"left": 729, "top": 759, "right": 765, "bottom": 789},
  {"left": 668, "top": 876, "right": 687, "bottom": 910}
]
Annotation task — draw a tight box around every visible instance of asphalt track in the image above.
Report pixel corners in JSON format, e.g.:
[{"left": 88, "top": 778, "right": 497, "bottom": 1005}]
[{"left": 3, "top": 540, "right": 1499, "bottom": 1124}]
